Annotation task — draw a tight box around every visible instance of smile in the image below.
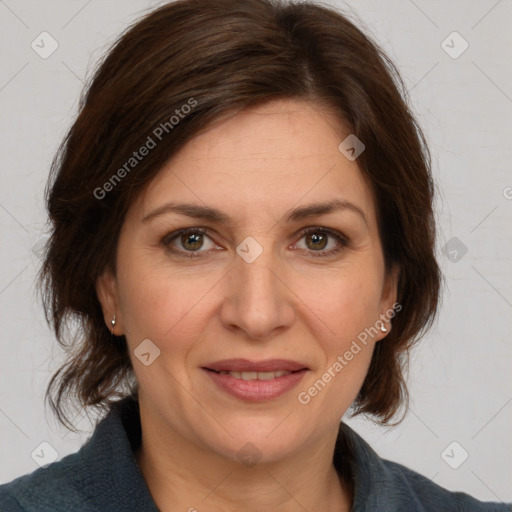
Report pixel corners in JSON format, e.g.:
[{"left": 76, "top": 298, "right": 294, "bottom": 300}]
[
  {"left": 203, "top": 367, "right": 308, "bottom": 402},
  {"left": 215, "top": 370, "right": 293, "bottom": 380}
]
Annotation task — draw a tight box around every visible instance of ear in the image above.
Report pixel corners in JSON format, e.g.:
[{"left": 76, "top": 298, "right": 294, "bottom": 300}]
[
  {"left": 376, "top": 263, "right": 400, "bottom": 341},
  {"left": 96, "top": 269, "right": 123, "bottom": 336}
]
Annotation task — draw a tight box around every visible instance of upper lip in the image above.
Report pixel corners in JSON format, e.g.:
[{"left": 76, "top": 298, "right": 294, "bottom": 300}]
[{"left": 203, "top": 359, "right": 308, "bottom": 373}]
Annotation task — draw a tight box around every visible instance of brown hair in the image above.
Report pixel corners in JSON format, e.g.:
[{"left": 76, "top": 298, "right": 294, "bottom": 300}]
[{"left": 39, "top": 0, "right": 441, "bottom": 429}]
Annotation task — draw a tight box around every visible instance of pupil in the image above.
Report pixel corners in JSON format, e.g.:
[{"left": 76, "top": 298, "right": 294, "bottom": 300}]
[
  {"left": 183, "top": 233, "right": 203, "bottom": 251},
  {"left": 307, "top": 232, "right": 327, "bottom": 250},
  {"left": 179, "top": 232, "right": 328, "bottom": 252}
]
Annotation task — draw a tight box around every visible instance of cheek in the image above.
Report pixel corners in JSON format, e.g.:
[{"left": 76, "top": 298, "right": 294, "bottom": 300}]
[
  {"left": 295, "top": 274, "right": 380, "bottom": 417},
  {"left": 296, "top": 264, "right": 383, "bottom": 343},
  {"left": 116, "top": 250, "right": 220, "bottom": 346}
]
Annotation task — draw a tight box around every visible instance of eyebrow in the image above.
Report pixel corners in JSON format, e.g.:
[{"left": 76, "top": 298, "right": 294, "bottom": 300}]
[{"left": 142, "top": 199, "right": 368, "bottom": 227}]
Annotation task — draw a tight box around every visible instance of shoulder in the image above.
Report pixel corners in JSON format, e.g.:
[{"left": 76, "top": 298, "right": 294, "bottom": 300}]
[
  {"left": 0, "top": 397, "right": 156, "bottom": 512},
  {"left": 0, "top": 450, "right": 89, "bottom": 512},
  {"left": 0, "top": 490, "right": 24, "bottom": 512},
  {"left": 380, "top": 458, "right": 510, "bottom": 512},
  {"left": 337, "top": 422, "right": 511, "bottom": 512}
]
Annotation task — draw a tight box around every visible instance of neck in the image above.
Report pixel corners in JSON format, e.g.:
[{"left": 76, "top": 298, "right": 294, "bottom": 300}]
[{"left": 135, "top": 406, "right": 353, "bottom": 512}]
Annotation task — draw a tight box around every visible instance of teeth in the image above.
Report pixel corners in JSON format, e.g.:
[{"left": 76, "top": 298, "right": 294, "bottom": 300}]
[
  {"left": 257, "top": 371, "right": 279, "bottom": 380},
  {"left": 218, "top": 370, "right": 291, "bottom": 380}
]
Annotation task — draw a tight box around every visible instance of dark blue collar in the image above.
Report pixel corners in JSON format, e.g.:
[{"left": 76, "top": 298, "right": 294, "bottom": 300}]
[{"left": 7, "top": 396, "right": 505, "bottom": 511}]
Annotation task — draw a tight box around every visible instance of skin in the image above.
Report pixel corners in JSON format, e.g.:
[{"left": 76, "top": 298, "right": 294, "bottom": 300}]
[{"left": 97, "top": 98, "right": 398, "bottom": 512}]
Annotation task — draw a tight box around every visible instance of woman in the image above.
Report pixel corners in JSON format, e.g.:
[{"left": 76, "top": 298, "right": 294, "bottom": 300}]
[{"left": 0, "top": 0, "right": 509, "bottom": 510}]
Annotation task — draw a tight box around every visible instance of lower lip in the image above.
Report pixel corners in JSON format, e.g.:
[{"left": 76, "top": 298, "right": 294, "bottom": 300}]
[{"left": 203, "top": 369, "right": 308, "bottom": 402}]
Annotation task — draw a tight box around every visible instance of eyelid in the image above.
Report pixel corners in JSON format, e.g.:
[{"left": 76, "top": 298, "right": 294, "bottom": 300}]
[
  {"left": 292, "top": 226, "right": 349, "bottom": 258},
  {"left": 161, "top": 227, "right": 218, "bottom": 255},
  {"left": 161, "top": 226, "right": 349, "bottom": 258}
]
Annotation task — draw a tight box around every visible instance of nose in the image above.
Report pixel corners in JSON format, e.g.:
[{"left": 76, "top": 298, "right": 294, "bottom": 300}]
[{"left": 219, "top": 245, "right": 295, "bottom": 341}]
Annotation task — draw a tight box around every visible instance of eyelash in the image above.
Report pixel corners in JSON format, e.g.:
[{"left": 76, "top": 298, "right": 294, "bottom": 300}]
[{"left": 161, "top": 226, "right": 349, "bottom": 259}]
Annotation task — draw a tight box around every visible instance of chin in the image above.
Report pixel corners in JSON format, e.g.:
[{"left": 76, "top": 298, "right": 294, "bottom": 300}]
[{"left": 194, "top": 417, "right": 306, "bottom": 466}]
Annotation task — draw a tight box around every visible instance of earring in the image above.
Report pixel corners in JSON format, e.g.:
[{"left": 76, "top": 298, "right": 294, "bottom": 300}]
[
  {"left": 110, "top": 315, "right": 116, "bottom": 335},
  {"left": 380, "top": 322, "right": 388, "bottom": 333}
]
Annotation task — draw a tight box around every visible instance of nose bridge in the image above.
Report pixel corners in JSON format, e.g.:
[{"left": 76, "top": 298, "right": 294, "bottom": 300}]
[
  {"left": 236, "top": 236, "right": 281, "bottom": 307},
  {"left": 220, "top": 236, "right": 294, "bottom": 339}
]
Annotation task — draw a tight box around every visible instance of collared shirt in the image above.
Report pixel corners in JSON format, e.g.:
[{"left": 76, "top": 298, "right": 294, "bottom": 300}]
[{"left": 0, "top": 397, "right": 509, "bottom": 511}]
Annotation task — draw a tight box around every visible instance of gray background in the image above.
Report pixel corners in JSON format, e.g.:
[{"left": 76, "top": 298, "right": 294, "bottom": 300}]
[{"left": 0, "top": 0, "right": 511, "bottom": 504}]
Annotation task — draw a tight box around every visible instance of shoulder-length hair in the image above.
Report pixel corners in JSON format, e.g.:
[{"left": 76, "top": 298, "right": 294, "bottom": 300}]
[{"left": 39, "top": 0, "right": 441, "bottom": 429}]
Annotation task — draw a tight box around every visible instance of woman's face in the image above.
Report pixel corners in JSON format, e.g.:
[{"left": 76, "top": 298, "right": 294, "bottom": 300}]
[{"left": 97, "top": 98, "right": 397, "bottom": 463}]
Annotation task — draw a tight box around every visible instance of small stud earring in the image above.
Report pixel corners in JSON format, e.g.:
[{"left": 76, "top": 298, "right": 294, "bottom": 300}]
[
  {"left": 380, "top": 322, "right": 388, "bottom": 333},
  {"left": 110, "top": 315, "right": 116, "bottom": 335}
]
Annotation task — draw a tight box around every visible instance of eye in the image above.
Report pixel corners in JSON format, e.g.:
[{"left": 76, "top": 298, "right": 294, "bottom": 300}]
[
  {"left": 293, "top": 227, "right": 349, "bottom": 257},
  {"left": 162, "top": 228, "right": 218, "bottom": 257},
  {"left": 161, "top": 226, "right": 349, "bottom": 259}
]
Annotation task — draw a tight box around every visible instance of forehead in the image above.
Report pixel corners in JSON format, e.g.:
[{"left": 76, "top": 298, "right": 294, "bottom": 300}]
[{"left": 133, "top": 98, "right": 377, "bottom": 227}]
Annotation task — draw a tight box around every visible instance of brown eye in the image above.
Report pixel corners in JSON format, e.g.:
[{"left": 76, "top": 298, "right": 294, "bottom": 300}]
[
  {"left": 180, "top": 232, "right": 204, "bottom": 251},
  {"left": 304, "top": 232, "right": 328, "bottom": 251},
  {"left": 162, "top": 228, "right": 217, "bottom": 256},
  {"left": 295, "top": 227, "right": 348, "bottom": 258}
]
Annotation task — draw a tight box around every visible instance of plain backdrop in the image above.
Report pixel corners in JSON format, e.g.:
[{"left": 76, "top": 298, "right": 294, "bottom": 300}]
[{"left": 0, "top": 0, "right": 511, "bottom": 504}]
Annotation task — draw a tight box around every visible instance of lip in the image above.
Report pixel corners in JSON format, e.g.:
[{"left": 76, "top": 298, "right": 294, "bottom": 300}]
[
  {"left": 203, "top": 358, "right": 308, "bottom": 373},
  {"left": 201, "top": 359, "right": 309, "bottom": 402},
  {"left": 203, "top": 367, "right": 308, "bottom": 402}
]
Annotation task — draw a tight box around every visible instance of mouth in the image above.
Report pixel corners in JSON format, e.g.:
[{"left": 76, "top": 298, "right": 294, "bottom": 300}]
[
  {"left": 203, "top": 358, "right": 308, "bottom": 373},
  {"left": 204, "top": 368, "right": 304, "bottom": 380},
  {"left": 201, "top": 359, "right": 309, "bottom": 402}
]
